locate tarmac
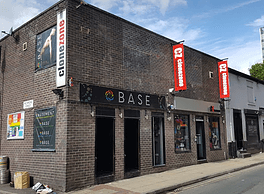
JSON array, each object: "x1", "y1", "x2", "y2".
[{"x1": 1, "y1": 153, "x2": 264, "y2": 194}]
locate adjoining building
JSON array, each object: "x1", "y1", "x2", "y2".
[
  {"x1": 226, "y1": 68, "x2": 264, "y2": 158},
  {"x1": 0, "y1": 0, "x2": 228, "y2": 191}
]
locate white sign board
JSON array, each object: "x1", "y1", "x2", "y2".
[
  {"x1": 23, "y1": 100, "x2": 34, "y2": 109},
  {"x1": 56, "y1": 9, "x2": 67, "y2": 87}
]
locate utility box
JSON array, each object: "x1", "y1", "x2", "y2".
[{"x1": 14, "y1": 172, "x2": 30, "y2": 189}]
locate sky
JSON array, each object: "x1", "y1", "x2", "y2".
[{"x1": 1, "y1": 0, "x2": 264, "y2": 74}]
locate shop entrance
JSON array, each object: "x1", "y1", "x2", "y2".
[
  {"x1": 196, "y1": 117, "x2": 206, "y2": 161},
  {"x1": 246, "y1": 116, "x2": 260, "y2": 153},
  {"x1": 233, "y1": 110, "x2": 243, "y2": 150},
  {"x1": 95, "y1": 107, "x2": 115, "y2": 183},
  {"x1": 152, "y1": 113, "x2": 165, "y2": 166},
  {"x1": 124, "y1": 110, "x2": 140, "y2": 178}
]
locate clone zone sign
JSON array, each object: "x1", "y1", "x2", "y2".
[
  {"x1": 56, "y1": 9, "x2": 67, "y2": 88},
  {"x1": 218, "y1": 60, "x2": 230, "y2": 98},
  {"x1": 173, "y1": 44, "x2": 187, "y2": 91}
]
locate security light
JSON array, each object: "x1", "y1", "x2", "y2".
[{"x1": 52, "y1": 89, "x2": 64, "y2": 99}]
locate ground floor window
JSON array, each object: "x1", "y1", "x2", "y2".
[
  {"x1": 152, "y1": 113, "x2": 165, "y2": 166},
  {"x1": 209, "y1": 117, "x2": 221, "y2": 149},
  {"x1": 174, "y1": 115, "x2": 191, "y2": 152}
]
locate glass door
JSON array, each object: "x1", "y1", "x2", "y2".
[{"x1": 152, "y1": 114, "x2": 165, "y2": 166}]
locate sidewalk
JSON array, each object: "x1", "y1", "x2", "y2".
[{"x1": 1, "y1": 153, "x2": 264, "y2": 194}]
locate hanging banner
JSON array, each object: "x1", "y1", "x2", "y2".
[
  {"x1": 218, "y1": 60, "x2": 230, "y2": 98},
  {"x1": 7, "y1": 111, "x2": 25, "y2": 140},
  {"x1": 173, "y1": 44, "x2": 187, "y2": 91},
  {"x1": 56, "y1": 9, "x2": 67, "y2": 88},
  {"x1": 33, "y1": 107, "x2": 56, "y2": 151}
]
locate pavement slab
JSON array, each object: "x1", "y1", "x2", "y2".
[{"x1": 1, "y1": 153, "x2": 264, "y2": 194}]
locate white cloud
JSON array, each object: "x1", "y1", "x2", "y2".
[
  {"x1": 210, "y1": 40, "x2": 262, "y2": 75},
  {"x1": 0, "y1": 0, "x2": 40, "y2": 35},
  {"x1": 144, "y1": 17, "x2": 202, "y2": 44},
  {"x1": 89, "y1": 0, "x2": 121, "y2": 11},
  {"x1": 88, "y1": 0, "x2": 187, "y2": 15},
  {"x1": 247, "y1": 15, "x2": 264, "y2": 27},
  {"x1": 195, "y1": 0, "x2": 261, "y2": 19},
  {"x1": 119, "y1": 0, "x2": 153, "y2": 15},
  {"x1": 223, "y1": 0, "x2": 260, "y2": 12},
  {"x1": 140, "y1": 0, "x2": 187, "y2": 15}
]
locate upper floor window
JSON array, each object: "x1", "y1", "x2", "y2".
[
  {"x1": 246, "y1": 80, "x2": 254, "y2": 104},
  {"x1": 35, "y1": 26, "x2": 57, "y2": 71}
]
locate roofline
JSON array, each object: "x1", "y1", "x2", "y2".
[
  {"x1": 78, "y1": 1, "x2": 222, "y2": 61},
  {"x1": 1, "y1": 0, "x2": 222, "y2": 61},
  {"x1": 228, "y1": 67, "x2": 264, "y2": 85}
]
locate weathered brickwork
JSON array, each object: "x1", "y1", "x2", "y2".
[
  {"x1": 0, "y1": 0, "x2": 228, "y2": 192},
  {"x1": 0, "y1": 1, "x2": 68, "y2": 192}
]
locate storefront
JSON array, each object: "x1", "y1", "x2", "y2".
[{"x1": 0, "y1": 0, "x2": 228, "y2": 191}]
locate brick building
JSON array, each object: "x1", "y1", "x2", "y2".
[{"x1": 0, "y1": 0, "x2": 228, "y2": 192}]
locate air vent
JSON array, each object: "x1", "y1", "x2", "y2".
[{"x1": 23, "y1": 42, "x2": 27, "y2": 51}]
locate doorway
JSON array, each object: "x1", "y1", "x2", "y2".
[
  {"x1": 246, "y1": 115, "x2": 260, "y2": 153},
  {"x1": 95, "y1": 107, "x2": 115, "y2": 183},
  {"x1": 152, "y1": 113, "x2": 165, "y2": 166},
  {"x1": 196, "y1": 116, "x2": 206, "y2": 161},
  {"x1": 124, "y1": 110, "x2": 140, "y2": 178},
  {"x1": 233, "y1": 110, "x2": 243, "y2": 150}
]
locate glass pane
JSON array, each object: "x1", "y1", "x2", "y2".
[
  {"x1": 209, "y1": 117, "x2": 221, "y2": 149},
  {"x1": 175, "y1": 115, "x2": 190, "y2": 151},
  {"x1": 152, "y1": 116, "x2": 165, "y2": 166}
]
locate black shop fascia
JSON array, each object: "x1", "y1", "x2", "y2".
[{"x1": 80, "y1": 84, "x2": 166, "y2": 110}]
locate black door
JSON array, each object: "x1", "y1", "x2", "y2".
[
  {"x1": 233, "y1": 111, "x2": 243, "y2": 150},
  {"x1": 95, "y1": 117, "x2": 114, "y2": 179},
  {"x1": 124, "y1": 118, "x2": 139, "y2": 175},
  {"x1": 246, "y1": 116, "x2": 260, "y2": 153},
  {"x1": 196, "y1": 119, "x2": 206, "y2": 160}
]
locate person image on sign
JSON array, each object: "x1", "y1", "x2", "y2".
[{"x1": 40, "y1": 28, "x2": 56, "y2": 61}]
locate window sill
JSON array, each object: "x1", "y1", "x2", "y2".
[
  {"x1": 153, "y1": 164, "x2": 166, "y2": 168},
  {"x1": 210, "y1": 148, "x2": 222, "y2": 151},
  {"x1": 175, "y1": 150, "x2": 192, "y2": 154}
]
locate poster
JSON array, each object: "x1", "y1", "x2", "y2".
[
  {"x1": 7, "y1": 111, "x2": 25, "y2": 140},
  {"x1": 33, "y1": 107, "x2": 56, "y2": 151},
  {"x1": 36, "y1": 26, "x2": 57, "y2": 70}
]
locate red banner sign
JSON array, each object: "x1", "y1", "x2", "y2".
[
  {"x1": 218, "y1": 60, "x2": 230, "y2": 98},
  {"x1": 173, "y1": 44, "x2": 187, "y2": 91}
]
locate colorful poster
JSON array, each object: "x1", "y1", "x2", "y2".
[
  {"x1": 33, "y1": 107, "x2": 56, "y2": 151},
  {"x1": 36, "y1": 26, "x2": 57, "y2": 70},
  {"x1": 173, "y1": 44, "x2": 187, "y2": 91},
  {"x1": 7, "y1": 111, "x2": 25, "y2": 140},
  {"x1": 218, "y1": 60, "x2": 230, "y2": 98}
]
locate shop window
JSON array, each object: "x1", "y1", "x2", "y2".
[
  {"x1": 209, "y1": 117, "x2": 221, "y2": 150},
  {"x1": 174, "y1": 115, "x2": 191, "y2": 152}
]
